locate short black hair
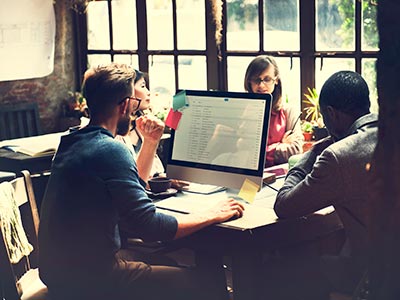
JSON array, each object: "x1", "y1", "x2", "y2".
[{"x1": 319, "y1": 70, "x2": 370, "y2": 115}]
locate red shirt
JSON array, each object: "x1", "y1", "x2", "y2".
[{"x1": 265, "y1": 109, "x2": 287, "y2": 167}]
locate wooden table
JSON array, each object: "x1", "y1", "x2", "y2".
[
  {"x1": 0, "y1": 131, "x2": 170, "y2": 174},
  {"x1": 0, "y1": 132, "x2": 64, "y2": 174},
  {"x1": 155, "y1": 179, "x2": 344, "y2": 300},
  {"x1": 0, "y1": 148, "x2": 54, "y2": 174}
]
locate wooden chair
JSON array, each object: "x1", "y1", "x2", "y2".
[
  {"x1": 0, "y1": 103, "x2": 42, "y2": 141},
  {"x1": 0, "y1": 170, "x2": 49, "y2": 300}
]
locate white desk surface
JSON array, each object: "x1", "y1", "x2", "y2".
[
  {"x1": 156, "y1": 177, "x2": 335, "y2": 231},
  {"x1": 156, "y1": 179, "x2": 282, "y2": 231}
]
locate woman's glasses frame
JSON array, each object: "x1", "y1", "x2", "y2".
[{"x1": 251, "y1": 76, "x2": 277, "y2": 86}]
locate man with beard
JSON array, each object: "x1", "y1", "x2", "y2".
[{"x1": 38, "y1": 63, "x2": 244, "y2": 300}]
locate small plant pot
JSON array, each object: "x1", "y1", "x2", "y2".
[{"x1": 303, "y1": 132, "x2": 313, "y2": 141}]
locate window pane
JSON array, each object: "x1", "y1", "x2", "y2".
[
  {"x1": 147, "y1": 0, "x2": 173, "y2": 50},
  {"x1": 362, "y1": 1, "x2": 378, "y2": 51},
  {"x1": 264, "y1": 0, "x2": 300, "y2": 51},
  {"x1": 88, "y1": 55, "x2": 112, "y2": 68},
  {"x1": 113, "y1": 54, "x2": 138, "y2": 67},
  {"x1": 316, "y1": 0, "x2": 355, "y2": 51},
  {"x1": 226, "y1": 0, "x2": 259, "y2": 51},
  {"x1": 274, "y1": 57, "x2": 300, "y2": 111},
  {"x1": 315, "y1": 58, "x2": 355, "y2": 93},
  {"x1": 87, "y1": 1, "x2": 110, "y2": 50},
  {"x1": 362, "y1": 59, "x2": 378, "y2": 113},
  {"x1": 176, "y1": 0, "x2": 205, "y2": 50},
  {"x1": 112, "y1": 0, "x2": 137, "y2": 50},
  {"x1": 227, "y1": 56, "x2": 254, "y2": 92},
  {"x1": 178, "y1": 56, "x2": 207, "y2": 90},
  {"x1": 151, "y1": 92, "x2": 172, "y2": 117},
  {"x1": 148, "y1": 55, "x2": 175, "y2": 110}
]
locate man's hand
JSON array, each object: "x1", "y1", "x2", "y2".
[
  {"x1": 151, "y1": 175, "x2": 190, "y2": 190},
  {"x1": 171, "y1": 179, "x2": 190, "y2": 189},
  {"x1": 173, "y1": 198, "x2": 245, "y2": 239},
  {"x1": 206, "y1": 198, "x2": 245, "y2": 223},
  {"x1": 135, "y1": 115, "x2": 165, "y2": 144}
]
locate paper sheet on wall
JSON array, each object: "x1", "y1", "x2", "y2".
[{"x1": 0, "y1": 0, "x2": 55, "y2": 81}]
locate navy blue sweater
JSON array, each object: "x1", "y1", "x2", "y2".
[{"x1": 38, "y1": 126, "x2": 177, "y2": 281}]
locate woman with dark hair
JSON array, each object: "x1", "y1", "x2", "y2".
[
  {"x1": 244, "y1": 55, "x2": 304, "y2": 166},
  {"x1": 116, "y1": 69, "x2": 188, "y2": 190},
  {"x1": 116, "y1": 69, "x2": 165, "y2": 182}
]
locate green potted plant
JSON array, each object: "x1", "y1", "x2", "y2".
[
  {"x1": 301, "y1": 120, "x2": 314, "y2": 141},
  {"x1": 302, "y1": 87, "x2": 328, "y2": 140}
]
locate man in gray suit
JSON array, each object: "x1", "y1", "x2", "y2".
[{"x1": 266, "y1": 71, "x2": 377, "y2": 300}]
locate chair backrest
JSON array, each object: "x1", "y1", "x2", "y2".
[
  {"x1": 0, "y1": 103, "x2": 42, "y2": 141},
  {"x1": 0, "y1": 170, "x2": 44, "y2": 300}
]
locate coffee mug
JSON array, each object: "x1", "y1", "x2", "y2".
[{"x1": 148, "y1": 177, "x2": 172, "y2": 193}]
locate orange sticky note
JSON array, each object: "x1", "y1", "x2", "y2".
[
  {"x1": 238, "y1": 178, "x2": 259, "y2": 204},
  {"x1": 165, "y1": 108, "x2": 182, "y2": 130}
]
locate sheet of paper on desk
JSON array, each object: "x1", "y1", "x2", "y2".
[
  {"x1": 254, "y1": 187, "x2": 279, "y2": 209},
  {"x1": 266, "y1": 179, "x2": 285, "y2": 192},
  {"x1": 0, "y1": 132, "x2": 70, "y2": 158},
  {"x1": 0, "y1": 132, "x2": 63, "y2": 157},
  {"x1": 156, "y1": 193, "x2": 227, "y2": 214},
  {"x1": 156, "y1": 194, "x2": 279, "y2": 230},
  {"x1": 11, "y1": 146, "x2": 56, "y2": 157},
  {"x1": 221, "y1": 204, "x2": 278, "y2": 230}
]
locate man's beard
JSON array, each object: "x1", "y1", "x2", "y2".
[{"x1": 116, "y1": 113, "x2": 132, "y2": 136}]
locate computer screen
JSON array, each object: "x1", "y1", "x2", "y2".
[{"x1": 166, "y1": 90, "x2": 272, "y2": 190}]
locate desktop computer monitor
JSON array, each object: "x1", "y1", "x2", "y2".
[{"x1": 166, "y1": 90, "x2": 272, "y2": 190}]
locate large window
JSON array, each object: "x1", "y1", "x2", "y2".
[{"x1": 76, "y1": 0, "x2": 379, "y2": 114}]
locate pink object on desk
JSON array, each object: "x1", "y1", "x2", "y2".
[
  {"x1": 264, "y1": 163, "x2": 288, "y2": 178},
  {"x1": 165, "y1": 108, "x2": 182, "y2": 130}
]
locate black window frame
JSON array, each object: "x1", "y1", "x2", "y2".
[{"x1": 74, "y1": 0, "x2": 379, "y2": 113}]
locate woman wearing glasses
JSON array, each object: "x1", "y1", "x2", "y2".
[{"x1": 244, "y1": 55, "x2": 304, "y2": 167}]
